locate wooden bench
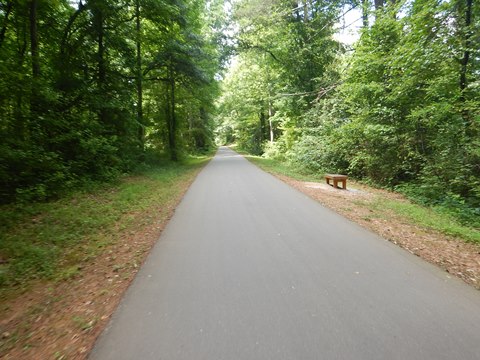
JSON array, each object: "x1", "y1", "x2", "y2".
[{"x1": 325, "y1": 174, "x2": 348, "y2": 190}]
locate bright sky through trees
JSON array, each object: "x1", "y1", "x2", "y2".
[
  {"x1": 215, "y1": 0, "x2": 479, "y2": 227},
  {"x1": 333, "y1": 5, "x2": 362, "y2": 45}
]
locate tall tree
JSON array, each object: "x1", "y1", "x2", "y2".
[
  {"x1": 0, "y1": 1, "x2": 13, "y2": 47},
  {"x1": 135, "y1": 0, "x2": 144, "y2": 148},
  {"x1": 459, "y1": 0, "x2": 473, "y2": 93},
  {"x1": 221, "y1": 0, "x2": 341, "y2": 153},
  {"x1": 29, "y1": 0, "x2": 39, "y2": 78},
  {"x1": 0, "y1": 0, "x2": 223, "y2": 202}
]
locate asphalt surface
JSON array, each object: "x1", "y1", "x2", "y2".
[{"x1": 90, "y1": 147, "x2": 480, "y2": 360}]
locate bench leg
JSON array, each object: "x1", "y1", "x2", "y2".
[{"x1": 326, "y1": 177, "x2": 347, "y2": 189}]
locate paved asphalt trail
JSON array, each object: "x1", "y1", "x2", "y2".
[{"x1": 90, "y1": 147, "x2": 480, "y2": 360}]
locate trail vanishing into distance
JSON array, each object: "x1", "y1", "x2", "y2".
[
  {"x1": 1, "y1": 1, "x2": 478, "y2": 358},
  {"x1": 90, "y1": 148, "x2": 480, "y2": 360}
]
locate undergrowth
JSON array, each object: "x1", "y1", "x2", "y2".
[
  {"x1": 246, "y1": 154, "x2": 480, "y2": 244},
  {"x1": 0, "y1": 156, "x2": 210, "y2": 294}
]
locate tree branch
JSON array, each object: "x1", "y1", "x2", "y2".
[
  {"x1": 237, "y1": 40, "x2": 280, "y2": 62},
  {"x1": 60, "y1": 1, "x2": 87, "y2": 55}
]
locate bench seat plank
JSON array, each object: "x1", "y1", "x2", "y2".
[{"x1": 325, "y1": 174, "x2": 348, "y2": 189}]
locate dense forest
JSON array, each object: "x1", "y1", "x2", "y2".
[
  {"x1": 216, "y1": 0, "x2": 479, "y2": 225},
  {"x1": 1, "y1": 0, "x2": 479, "y2": 225},
  {"x1": 0, "y1": 0, "x2": 228, "y2": 203}
]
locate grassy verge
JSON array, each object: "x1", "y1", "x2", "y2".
[
  {"x1": 246, "y1": 155, "x2": 480, "y2": 244},
  {"x1": 0, "y1": 156, "x2": 210, "y2": 297},
  {"x1": 370, "y1": 198, "x2": 480, "y2": 243},
  {"x1": 246, "y1": 155, "x2": 321, "y2": 182}
]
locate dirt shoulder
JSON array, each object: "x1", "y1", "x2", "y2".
[
  {"x1": 2, "y1": 155, "x2": 478, "y2": 359},
  {"x1": 273, "y1": 173, "x2": 480, "y2": 290},
  {"x1": 0, "y1": 165, "x2": 205, "y2": 360}
]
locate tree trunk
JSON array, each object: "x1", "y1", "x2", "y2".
[
  {"x1": 374, "y1": 0, "x2": 384, "y2": 22},
  {"x1": 268, "y1": 100, "x2": 274, "y2": 142},
  {"x1": 29, "y1": 0, "x2": 40, "y2": 78},
  {"x1": 60, "y1": 2, "x2": 86, "y2": 56},
  {"x1": 374, "y1": 0, "x2": 384, "y2": 10},
  {"x1": 59, "y1": 2, "x2": 87, "y2": 94},
  {"x1": 198, "y1": 107, "x2": 208, "y2": 149},
  {"x1": 29, "y1": 0, "x2": 40, "y2": 118},
  {"x1": 303, "y1": 0, "x2": 308, "y2": 22},
  {"x1": 0, "y1": 1, "x2": 13, "y2": 48},
  {"x1": 96, "y1": 14, "x2": 105, "y2": 85},
  {"x1": 168, "y1": 66, "x2": 177, "y2": 161},
  {"x1": 460, "y1": 0, "x2": 472, "y2": 93},
  {"x1": 459, "y1": 0, "x2": 474, "y2": 137},
  {"x1": 389, "y1": 0, "x2": 398, "y2": 19},
  {"x1": 12, "y1": 11, "x2": 27, "y2": 139},
  {"x1": 93, "y1": 4, "x2": 107, "y2": 123},
  {"x1": 293, "y1": 1, "x2": 301, "y2": 20},
  {"x1": 259, "y1": 111, "x2": 266, "y2": 142},
  {"x1": 361, "y1": 0, "x2": 369, "y2": 27},
  {"x1": 135, "y1": 0, "x2": 144, "y2": 148}
]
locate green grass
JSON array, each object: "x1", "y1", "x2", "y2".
[
  {"x1": 247, "y1": 154, "x2": 480, "y2": 244},
  {"x1": 0, "y1": 156, "x2": 210, "y2": 294},
  {"x1": 245, "y1": 155, "x2": 322, "y2": 182},
  {"x1": 370, "y1": 199, "x2": 480, "y2": 243}
]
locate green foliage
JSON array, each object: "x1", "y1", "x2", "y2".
[
  {"x1": 216, "y1": 0, "x2": 479, "y2": 228},
  {"x1": 335, "y1": 0, "x2": 478, "y2": 217},
  {"x1": 215, "y1": 0, "x2": 342, "y2": 155},
  {"x1": 0, "y1": 156, "x2": 210, "y2": 290},
  {"x1": 249, "y1": 155, "x2": 480, "y2": 244},
  {"x1": 370, "y1": 197, "x2": 480, "y2": 243},
  {"x1": 0, "y1": 0, "x2": 224, "y2": 203}
]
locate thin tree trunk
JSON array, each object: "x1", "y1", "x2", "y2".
[
  {"x1": 374, "y1": 0, "x2": 384, "y2": 10},
  {"x1": 196, "y1": 107, "x2": 208, "y2": 149},
  {"x1": 168, "y1": 66, "x2": 177, "y2": 161},
  {"x1": 30, "y1": 0, "x2": 40, "y2": 78},
  {"x1": 460, "y1": 0, "x2": 472, "y2": 93},
  {"x1": 135, "y1": 0, "x2": 144, "y2": 148},
  {"x1": 303, "y1": 0, "x2": 308, "y2": 22},
  {"x1": 59, "y1": 2, "x2": 87, "y2": 95},
  {"x1": 259, "y1": 111, "x2": 266, "y2": 142},
  {"x1": 0, "y1": 1, "x2": 13, "y2": 48},
  {"x1": 96, "y1": 14, "x2": 105, "y2": 85},
  {"x1": 293, "y1": 1, "x2": 301, "y2": 20},
  {"x1": 14, "y1": 21, "x2": 27, "y2": 138},
  {"x1": 361, "y1": 0, "x2": 369, "y2": 27},
  {"x1": 374, "y1": 0, "x2": 384, "y2": 22},
  {"x1": 268, "y1": 102, "x2": 274, "y2": 143},
  {"x1": 264, "y1": 54, "x2": 274, "y2": 143},
  {"x1": 29, "y1": 0, "x2": 40, "y2": 119},
  {"x1": 14, "y1": 94, "x2": 24, "y2": 136},
  {"x1": 459, "y1": 0, "x2": 474, "y2": 136},
  {"x1": 93, "y1": 4, "x2": 106, "y2": 123},
  {"x1": 389, "y1": 0, "x2": 398, "y2": 19},
  {"x1": 60, "y1": 1, "x2": 86, "y2": 56}
]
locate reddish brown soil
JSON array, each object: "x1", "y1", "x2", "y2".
[
  {"x1": 0, "y1": 177, "x2": 196, "y2": 360},
  {"x1": 278, "y1": 175, "x2": 480, "y2": 289},
  {"x1": 1, "y1": 166, "x2": 479, "y2": 359}
]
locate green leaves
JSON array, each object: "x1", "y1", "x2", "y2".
[
  {"x1": 0, "y1": 0, "x2": 222, "y2": 202},
  {"x1": 292, "y1": 0, "x2": 479, "y2": 223},
  {"x1": 216, "y1": 0, "x2": 343, "y2": 153},
  {"x1": 217, "y1": 0, "x2": 479, "y2": 225}
]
